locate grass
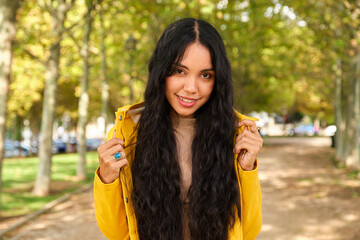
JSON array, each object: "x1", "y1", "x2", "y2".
[
  {"x1": 1, "y1": 151, "x2": 99, "y2": 218},
  {"x1": 348, "y1": 169, "x2": 360, "y2": 179},
  {"x1": 330, "y1": 154, "x2": 360, "y2": 178}
]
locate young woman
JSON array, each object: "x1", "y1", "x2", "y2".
[{"x1": 95, "y1": 18, "x2": 262, "y2": 240}]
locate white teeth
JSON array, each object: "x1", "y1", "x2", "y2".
[{"x1": 179, "y1": 96, "x2": 195, "y2": 103}]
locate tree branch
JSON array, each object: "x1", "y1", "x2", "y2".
[
  {"x1": 64, "y1": 0, "x2": 76, "y2": 12},
  {"x1": 64, "y1": 0, "x2": 98, "y2": 56},
  {"x1": 343, "y1": 0, "x2": 352, "y2": 10},
  {"x1": 60, "y1": 8, "x2": 98, "y2": 40},
  {"x1": 68, "y1": 32, "x2": 82, "y2": 53},
  {"x1": 38, "y1": 0, "x2": 55, "y2": 15},
  {"x1": 22, "y1": 48, "x2": 47, "y2": 66},
  {"x1": 61, "y1": 18, "x2": 82, "y2": 36}
]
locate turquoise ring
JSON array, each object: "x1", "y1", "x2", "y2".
[{"x1": 113, "y1": 152, "x2": 122, "y2": 160}]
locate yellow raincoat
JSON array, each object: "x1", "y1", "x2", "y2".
[{"x1": 94, "y1": 102, "x2": 262, "y2": 240}]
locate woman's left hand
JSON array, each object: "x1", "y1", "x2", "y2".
[{"x1": 233, "y1": 119, "x2": 263, "y2": 171}]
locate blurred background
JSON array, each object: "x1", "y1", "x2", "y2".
[{"x1": 0, "y1": 0, "x2": 359, "y2": 239}]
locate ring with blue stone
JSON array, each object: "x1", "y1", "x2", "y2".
[{"x1": 113, "y1": 152, "x2": 122, "y2": 160}]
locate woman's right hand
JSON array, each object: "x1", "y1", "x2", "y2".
[{"x1": 97, "y1": 133, "x2": 128, "y2": 184}]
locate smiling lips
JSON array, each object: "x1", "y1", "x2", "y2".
[{"x1": 177, "y1": 95, "x2": 198, "y2": 107}]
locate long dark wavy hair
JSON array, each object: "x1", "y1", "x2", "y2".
[{"x1": 131, "y1": 18, "x2": 240, "y2": 240}]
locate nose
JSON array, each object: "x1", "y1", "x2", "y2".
[{"x1": 183, "y1": 75, "x2": 198, "y2": 93}]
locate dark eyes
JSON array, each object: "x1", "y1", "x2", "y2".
[
  {"x1": 169, "y1": 68, "x2": 184, "y2": 76},
  {"x1": 202, "y1": 73, "x2": 212, "y2": 79},
  {"x1": 171, "y1": 67, "x2": 214, "y2": 79},
  {"x1": 176, "y1": 68, "x2": 184, "y2": 74}
]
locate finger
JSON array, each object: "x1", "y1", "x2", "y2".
[
  {"x1": 102, "y1": 144, "x2": 125, "y2": 158},
  {"x1": 233, "y1": 141, "x2": 257, "y2": 155},
  {"x1": 237, "y1": 119, "x2": 257, "y2": 128},
  {"x1": 233, "y1": 135, "x2": 262, "y2": 154},
  {"x1": 234, "y1": 141, "x2": 261, "y2": 159},
  {"x1": 113, "y1": 158, "x2": 129, "y2": 169},
  {"x1": 112, "y1": 129, "x2": 116, "y2": 138},
  {"x1": 101, "y1": 153, "x2": 127, "y2": 168},
  {"x1": 240, "y1": 133, "x2": 263, "y2": 148},
  {"x1": 99, "y1": 157, "x2": 129, "y2": 183},
  {"x1": 238, "y1": 154, "x2": 257, "y2": 170},
  {"x1": 240, "y1": 125, "x2": 261, "y2": 137},
  {"x1": 237, "y1": 120, "x2": 260, "y2": 136},
  {"x1": 250, "y1": 127, "x2": 261, "y2": 136},
  {"x1": 239, "y1": 149, "x2": 247, "y2": 159},
  {"x1": 98, "y1": 137, "x2": 124, "y2": 152},
  {"x1": 101, "y1": 155, "x2": 115, "y2": 166},
  {"x1": 235, "y1": 128, "x2": 262, "y2": 144},
  {"x1": 113, "y1": 151, "x2": 127, "y2": 161}
]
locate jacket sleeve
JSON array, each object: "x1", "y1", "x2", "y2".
[
  {"x1": 239, "y1": 160, "x2": 262, "y2": 240},
  {"x1": 93, "y1": 125, "x2": 130, "y2": 240}
]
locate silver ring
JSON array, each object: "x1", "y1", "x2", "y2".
[
  {"x1": 113, "y1": 152, "x2": 122, "y2": 160},
  {"x1": 251, "y1": 127, "x2": 260, "y2": 133}
]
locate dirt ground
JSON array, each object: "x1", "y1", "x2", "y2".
[
  {"x1": 257, "y1": 137, "x2": 360, "y2": 240},
  {"x1": 2, "y1": 137, "x2": 360, "y2": 240}
]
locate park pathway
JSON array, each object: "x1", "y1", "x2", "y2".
[
  {"x1": 257, "y1": 137, "x2": 360, "y2": 240},
  {"x1": 4, "y1": 137, "x2": 360, "y2": 240}
]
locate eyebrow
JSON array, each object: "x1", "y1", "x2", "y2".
[{"x1": 173, "y1": 63, "x2": 214, "y2": 72}]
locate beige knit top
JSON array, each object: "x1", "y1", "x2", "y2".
[{"x1": 172, "y1": 115, "x2": 196, "y2": 240}]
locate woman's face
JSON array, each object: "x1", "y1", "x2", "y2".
[{"x1": 165, "y1": 42, "x2": 215, "y2": 118}]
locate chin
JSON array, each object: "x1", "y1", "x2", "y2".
[{"x1": 175, "y1": 109, "x2": 196, "y2": 118}]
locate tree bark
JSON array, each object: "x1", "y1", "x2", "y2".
[
  {"x1": 15, "y1": 115, "x2": 23, "y2": 157},
  {"x1": 99, "y1": 7, "x2": 109, "y2": 141},
  {"x1": 334, "y1": 59, "x2": 343, "y2": 161},
  {"x1": 129, "y1": 54, "x2": 134, "y2": 104},
  {"x1": 354, "y1": 54, "x2": 360, "y2": 167},
  {"x1": 77, "y1": 0, "x2": 94, "y2": 180},
  {"x1": 343, "y1": 88, "x2": 351, "y2": 161},
  {"x1": 32, "y1": 0, "x2": 70, "y2": 196},
  {"x1": 345, "y1": 54, "x2": 360, "y2": 169},
  {"x1": 0, "y1": 0, "x2": 22, "y2": 215}
]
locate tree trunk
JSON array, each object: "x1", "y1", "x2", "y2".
[
  {"x1": 0, "y1": 0, "x2": 22, "y2": 215},
  {"x1": 354, "y1": 55, "x2": 360, "y2": 167},
  {"x1": 343, "y1": 89, "x2": 351, "y2": 161},
  {"x1": 32, "y1": 0, "x2": 69, "y2": 196},
  {"x1": 334, "y1": 59, "x2": 343, "y2": 161},
  {"x1": 15, "y1": 115, "x2": 23, "y2": 157},
  {"x1": 345, "y1": 54, "x2": 360, "y2": 169},
  {"x1": 77, "y1": 1, "x2": 94, "y2": 181},
  {"x1": 99, "y1": 8, "x2": 109, "y2": 141},
  {"x1": 129, "y1": 54, "x2": 134, "y2": 104},
  {"x1": 29, "y1": 101, "x2": 42, "y2": 156}
]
